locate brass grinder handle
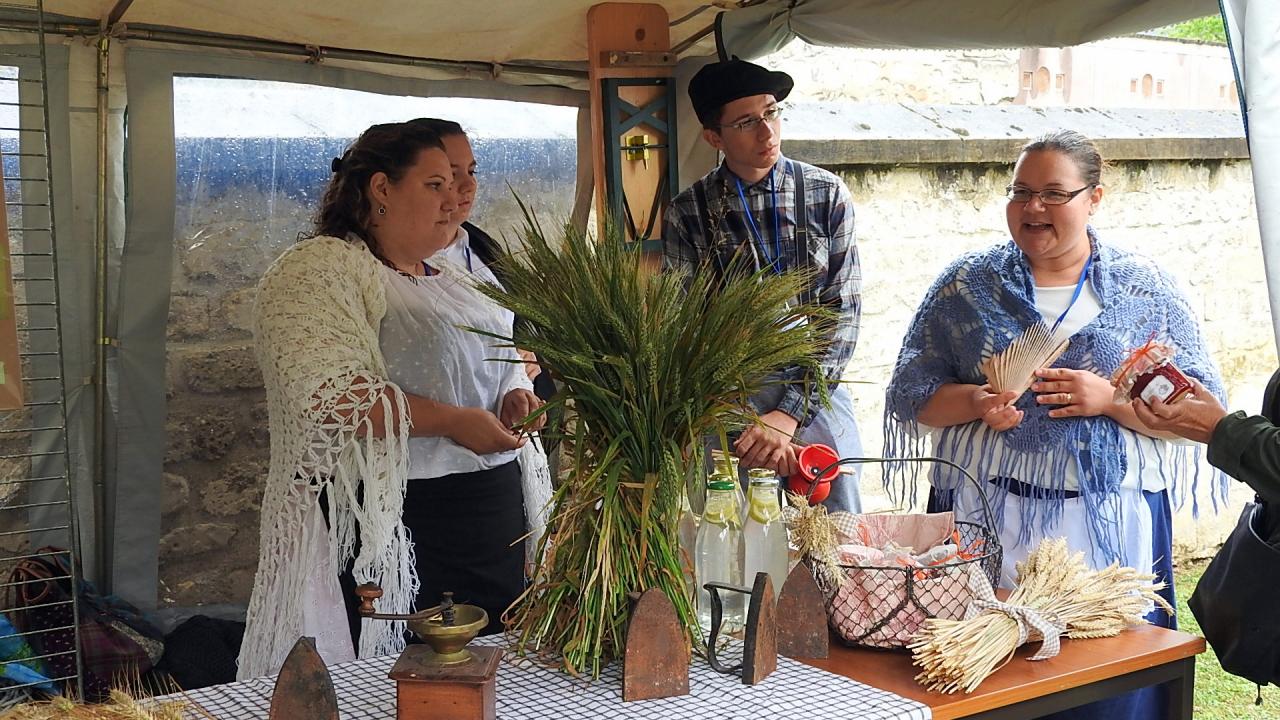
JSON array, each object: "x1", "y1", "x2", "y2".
[{"x1": 354, "y1": 583, "x2": 456, "y2": 624}]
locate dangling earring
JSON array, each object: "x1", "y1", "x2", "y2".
[{"x1": 377, "y1": 205, "x2": 387, "y2": 216}]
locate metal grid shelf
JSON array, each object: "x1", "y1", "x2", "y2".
[{"x1": 0, "y1": 0, "x2": 83, "y2": 704}]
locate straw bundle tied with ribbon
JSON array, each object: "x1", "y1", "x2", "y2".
[{"x1": 909, "y1": 537, "x2": 1173, "y2": 694}]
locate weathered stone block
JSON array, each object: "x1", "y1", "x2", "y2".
[
  {"x1": 215, "y1": 288, "x2": 256, "y2": 334},
  {"x1": 165, "y1": 403, "x2": 239, "y2": 463},
  {"x1": 162, "y1": 472, "x2": 190, "y2": 516},
  {"x1": 182, "y1": 345, "x2": 264, "y2": 394},
  {"x1": 159, "y1": 522, "x2": 237, "y2": 557},
  {"x1": 248, "y1": 401, "x2": 270, "y2": 448},
  {"x1": 167, "y1": 295, "x2": 210, "y2": 340},
  {"x1": 161, "y1": 566, "x2": 256, "y2": 606},
  {"x1": 201, "y1": 457, "x2": 267, "y2": 516}
]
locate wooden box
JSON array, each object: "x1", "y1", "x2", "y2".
[{"x1": 390, "y1": 645, "x2": 500, "y2": 720}]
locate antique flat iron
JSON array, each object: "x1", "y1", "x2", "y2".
[{"x1": 355, "y1": 583, "x2": 499, "y2": 720}]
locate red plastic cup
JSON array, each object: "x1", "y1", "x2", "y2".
[{"x1": 787, "y1": 443, "x2": 839, "y2": 505}]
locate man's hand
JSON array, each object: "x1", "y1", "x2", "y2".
[
  {"x1": 735, "y1": 410, "x2": 800, "y2": 477},
  {"x1": 500, "y1": 388, "x2": 546, "y2": 431},
  {"x1": 1130, "y1": 378, "x2": 1226, "y2": 444}
]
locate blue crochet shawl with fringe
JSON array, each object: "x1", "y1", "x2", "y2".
[{"x1": 883, "y1": 230, "x2": 1226, "y2": 565}]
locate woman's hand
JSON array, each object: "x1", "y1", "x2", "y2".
[
  {"x1": 500, "y1": 388, "x2": 546, "y2": 432},
  {"x1": 1032, "y1": 367, "x2": 1114, "y2": 418},
  {"x1": 971, "y1": 385, "x2": 1023, "y2": 431},
  {"x1": 517, "y1": 349, "x2": 542, "y2": 382},
  {"x1": 449, "y1": 406, "x2": 526, "y2": 454}
]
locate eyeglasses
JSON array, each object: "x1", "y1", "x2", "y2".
[
  {"x1": 1005, "y1": 185, "x2": 1094, "y2": 205},
  {"x1": 717, "y1": 105, "x2": 784, "y2": 133}
]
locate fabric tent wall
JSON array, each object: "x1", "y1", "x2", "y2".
[
  {"x1": 112, "y1": 45, "x2": 586, "y2": 608},
  {"x1": 1223, "y1": 0, "x2": 1280, "y2": 352}
]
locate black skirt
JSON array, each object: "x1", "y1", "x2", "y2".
[{"x1": 325, "y1": 459, "x2": 527, "y2": 644}]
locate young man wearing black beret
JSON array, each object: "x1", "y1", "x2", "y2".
[{"x1": 663, "y1": 58, "x2": 863, "y2": 513}]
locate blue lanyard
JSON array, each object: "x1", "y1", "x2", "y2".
[
  {"x1": 734, "y1": 166, "x2": 782, "y2": 274},
  {"x1": 1048, "y1": 253, "x2": 1094, "y2": 334},
  {"x1": 464, "y1": 244, "x2": 473, "y2": 273}
]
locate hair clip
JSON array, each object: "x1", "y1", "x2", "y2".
[{"x1": 330, "y1": 156, "x2": 343, "y2": 173}]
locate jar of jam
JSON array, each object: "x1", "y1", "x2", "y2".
[
  {"x1": 1129, "y1": 360, "x2": 1193, "y2": 404},
  {"x1": 1111, "y1": 339, "x2": 1194, "y2": 405}
]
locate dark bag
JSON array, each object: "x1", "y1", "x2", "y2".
[
  {"x1": 1189, "y1": 500, "x2": 1280, "y2": 688},
  {"x1": 154, "y1": 615, "x2": 245, "y2": 690},
  {"x1": 6, "y1": 547, "x2": 164, "y2": 700}
]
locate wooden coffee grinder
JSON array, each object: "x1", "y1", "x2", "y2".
[{"x1": 355, "y1": 584, "x2": 499, "y2": 720}]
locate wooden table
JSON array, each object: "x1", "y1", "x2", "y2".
[{"x1": 801, "y1": 624, "x2": 1205, "y2": 719}]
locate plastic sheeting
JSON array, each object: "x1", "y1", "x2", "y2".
[{"x1": 1223, "y1": 0, "x2": 1280, "y2": 351}]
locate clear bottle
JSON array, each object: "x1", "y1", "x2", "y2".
[
  {"x1": 743, "y1": 469, "x2": 790, "y2": 593},
  {"x1": 677, "y1": 485, "x2": 700, "y2": 600},
  {"x1": 695, "y1": 477, "x2": 745, "y2": 634},
  {"x1": 708, "y1": 448, "x2": 747, "y2": 523}
]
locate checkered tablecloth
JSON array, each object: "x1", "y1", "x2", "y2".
[{"x1": 153, "y1": 636, "x2": 930, "y2": 720}]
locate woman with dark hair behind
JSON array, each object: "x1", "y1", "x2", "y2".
[
  {"x1": 409, "y1": 117, "x2": 555, "y2": 401},
  {"x1": 884, "y1": 130, "x2": 1224, "y2": 720},
  {"x1": 238, "y1": 121, "x2": 551, "y2": 680}
]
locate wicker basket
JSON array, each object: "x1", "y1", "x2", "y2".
[{"x1": 805, "y1": 456, "x2": 1002, "y2": 650}]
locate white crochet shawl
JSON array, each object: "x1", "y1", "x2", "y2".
[{"x1": 238, "y1": 235, "x2": 551, "y2": 679}]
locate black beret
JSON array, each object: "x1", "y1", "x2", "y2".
[{"x1": 688, "y1": 58, "x2": 794, "y2": 128}]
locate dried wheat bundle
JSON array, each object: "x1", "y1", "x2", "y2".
[
  {"x1": 980, "y1": 323, "x2": 1070, "y2": 397},
  {"x1": 0, "y1": 689, "x2": 203, "y2": 720},
  {"x1": 909, "y1": 537, "x2": 1172, "y2": 694},
  {"x1": 782, "y1": 491, "x2": 842, "y2": 588}
]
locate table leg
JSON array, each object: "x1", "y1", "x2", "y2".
[{"x1": 1164, "y1": 656, "x2": 1196, "y2": 720}]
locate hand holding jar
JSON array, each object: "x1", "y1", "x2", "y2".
[{"x1": 1110, "y1": 339, "x2": 1194, "y2": 406}]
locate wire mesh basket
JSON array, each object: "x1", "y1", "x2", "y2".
[{"x1": 805, "y1": 456, "x2": 1002, "y2": 650}]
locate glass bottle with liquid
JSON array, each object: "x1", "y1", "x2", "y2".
[
  {"x1": 695, "y1": 477, "x2": 745, "y2": 633},
  {"x1": 743, "y1": 469, "x2": 790, "y2": 592},
  {"x1": 677, "y1": 484, "x2": 700, "y2": 600},
  {"x1": 708, "y1": 448, "x2": 746, "y2": 522}
]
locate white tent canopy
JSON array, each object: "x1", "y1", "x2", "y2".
[
  {"x1": 40, "y1": 0, "x2": 1216, "y2": 63},
  {"x1": 2, "y1": 0, "x2": 1271, "y2": 610}
]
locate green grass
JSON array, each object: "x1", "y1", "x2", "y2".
[{"x1": 1173, "y1": 558, "x2": 1273, "y2": 718}]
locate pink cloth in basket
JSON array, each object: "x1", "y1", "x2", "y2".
[{"x1": 825, "y1": 512, "x2": 973, "y2": 648}]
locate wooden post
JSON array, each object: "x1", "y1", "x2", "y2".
[
  {"x1": 586, "y1": 2, "x2": 675, "y2": 256},
  {"x1": 0, "y1": 158, "x2": 21, "y2": 411}
]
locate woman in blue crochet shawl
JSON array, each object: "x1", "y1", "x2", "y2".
[{"x1": 884, "y1": 130, "x2": 1224, "y2": 720}]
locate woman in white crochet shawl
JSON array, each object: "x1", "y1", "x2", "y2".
[{"x1": 238, "y1": 122, "x2": 551, "y2": 679}]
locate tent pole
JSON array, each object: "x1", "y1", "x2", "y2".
[{"x1": 93, "y1": 30, "x2": 109, "y2": 591}]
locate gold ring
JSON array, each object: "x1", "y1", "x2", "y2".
[{"x1": 1064, "y1": 392, "x2": 1073, "y2": 404}]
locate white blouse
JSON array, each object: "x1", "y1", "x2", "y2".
[{"x1": 377, "y1": 241, "x2": 531, "y2": 480}]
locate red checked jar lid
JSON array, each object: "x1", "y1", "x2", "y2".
[{"x1": 1111, "y1": 339, "x2": 1194, "y2": 405}]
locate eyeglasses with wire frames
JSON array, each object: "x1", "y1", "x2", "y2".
[
  {"x1": 715, "y1": 104, "x2": 784, "y2": 133},
  {"x1": 1005, "y1": 184, "x2": 1095, "y2": 205}
]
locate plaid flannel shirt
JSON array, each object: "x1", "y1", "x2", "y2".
[{"x1": 662, "y1": 157, "x2": 861, "y2": 428}]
